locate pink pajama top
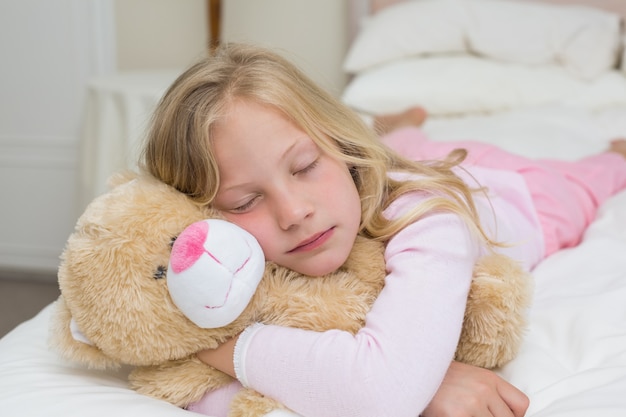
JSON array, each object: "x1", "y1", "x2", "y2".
[{"x1": 190, "y1": 164, "x2": 544, "y2": 417}]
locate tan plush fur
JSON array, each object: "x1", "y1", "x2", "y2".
[{"x1": 50, "y1": 172, "x2": 532, "y2": 417}]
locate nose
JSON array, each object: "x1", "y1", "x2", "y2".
[{"x1": 275, "y1": 186, "x2": 314, "y2": 230}]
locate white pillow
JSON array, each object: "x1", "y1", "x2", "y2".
[
  {"x1": 344, "y1": 0, "x2": 621, "y2": 80},
  {"x1": 465, "y1": 0, "x2": 621, "y2": 80},
  {"x1": 342, "y1": 55, "x2": 626, "y2": 116},
  {"x1": 344, "y1": 0, "x2": 466, "y2": 73}
]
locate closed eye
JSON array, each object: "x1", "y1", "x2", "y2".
[
  {"x1": 232, "y1": 195, "x2": 260, "y2": 213},
  {"x1": 295, "y1": 159, "x2": 319, "y2": 175}
]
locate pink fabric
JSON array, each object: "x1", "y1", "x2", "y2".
[
  {"x1": 187, "y1": 380, "x2": 243, "y2": 417},
  {"x1": 170, "y1": 220, "x2": 209, "y2": 273},
  {"x1": 383, "y1": 127, "x2": 626, "y2": 256},
  {"x1": 520, "y1": 153, "x2": 626, "y2": 255},
  {"x1": 239, "y1": 210, "x2": 478, "y2": 417}
]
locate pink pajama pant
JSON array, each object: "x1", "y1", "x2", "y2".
[{"x1": 382, "y1": 127, "x2": 626, "y2": 257}]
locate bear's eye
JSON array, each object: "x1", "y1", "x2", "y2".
[
  {"x1": 154, "y1": 265, "x2": 167, "y2": 280},
  {"x1": 169, "y1": 236, "x2": 177, "y2": 249}
]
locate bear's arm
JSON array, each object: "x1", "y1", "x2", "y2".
[{"x1": 129, "y1": 356, "x2": 235, "y2": 407}]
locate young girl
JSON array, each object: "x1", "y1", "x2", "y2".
[{"x1": 141, "y1": 43, "x2": 626, "y2": 417}]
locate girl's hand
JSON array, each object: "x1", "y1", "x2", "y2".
[
  {"x1": 197, "y1": 335, "x2": 239, "y2": 378},
  {"x1": 422, "y1": 361, "x2": 529, "y2": 417}
]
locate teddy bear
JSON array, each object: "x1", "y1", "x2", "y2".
[{"x1": 49, "y1": 170, "x2": 532, "y2": 417}]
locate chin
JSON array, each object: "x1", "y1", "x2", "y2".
[{"x1": 300, "y1": 254, "x2": 349, "y2": 278}]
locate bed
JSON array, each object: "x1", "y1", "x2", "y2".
[
  {"x1": 343, "y1": 0, "x2": 626, "y2": 416},
  {"x1": 1, "y1": 0, "x2": 626, "y2": 416}
]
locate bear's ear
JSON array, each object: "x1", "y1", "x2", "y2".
[
  {"x1": 106, "y1": 170, "x2": 138, "y2": 189},
  {"x1": 48, "y1": 296, "x2": 122, "y2": 370}
]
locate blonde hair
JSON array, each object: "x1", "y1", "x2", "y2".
[{"x1": 141, "y1": 43, "x2": 493, "y2": 245}]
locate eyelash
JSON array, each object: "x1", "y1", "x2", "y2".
[
  {"x1": 232, "y1": 197, "x2": 258, "y2": 213},
  {"x1": 296, "y1": 159, "x2": 319, "y2": 175},
  {"x1": 230, "y1": 159, "x2": 320, "y2": 213}
]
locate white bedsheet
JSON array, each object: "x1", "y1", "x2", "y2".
[
  {"x1": 503, "y1": 190, "x2": 626, "y2": 416},
  {"x1": 0, "y1": 305, "x2": 192, "y2": 416},
  {"x1": 423, "y1": 104, "x2": 626, "y2": 160}
]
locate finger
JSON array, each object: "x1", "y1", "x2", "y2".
[
  {"x1": 497, "y1": 380, "x2": 529, "y2": 417},
  {"x1": 487, "y1": 398, "x2": 514, "y2": 417}
]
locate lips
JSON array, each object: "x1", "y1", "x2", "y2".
[{"x1": 289, "y1": 228, "x2": 334, "y2": 253}]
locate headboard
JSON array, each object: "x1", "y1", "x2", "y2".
[
  {"x1": 348, "y1": 0, "x2": 626, "y2": 41},
  {"x1": 358, "y1": 0, "x2": 626, "y2": 16}
]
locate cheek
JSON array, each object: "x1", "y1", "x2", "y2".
[
  {"x1": 329, "y1": 164, "x2": 360, "y2": 211},
  {"x1": 220, "y1": 213, "x2": 276, "y2": 258}
]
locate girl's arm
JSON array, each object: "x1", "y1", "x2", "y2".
[{"x1": 200, "y1": 205, "x2": 492, "y2": 417}]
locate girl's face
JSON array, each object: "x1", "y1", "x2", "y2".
[{"x1": 211, "y1": 99, "x2": 362, "y2": 276}]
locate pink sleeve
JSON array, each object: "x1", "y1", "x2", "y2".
[
  {"x1": 234, "y1": 205, "x2": 480, "y2": 417},
  {"x1": 186, "y1": 380, "x2": 243, "y2": 417}
]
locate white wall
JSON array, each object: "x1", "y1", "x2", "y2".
[
  {"x1": 222, "y1": 0, "x2": 349, "y2": 95},
  {"x1": 0, "y1": 0, "x2": 116, "y2": 276},
  {"x1": 114, "y1": 0, "x2": 350, "y2": 93},
  {"x1": 0, "y1": 0, "x2": 350, "y2": 279},
  {"x1": 114, "y1": 0, "x2": 208, "y2": 70}
]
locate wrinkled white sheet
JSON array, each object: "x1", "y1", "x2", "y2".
[{"x1": 503, "y1": 190, "x2": 626, "y2": 417}]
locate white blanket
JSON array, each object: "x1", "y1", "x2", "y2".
[{"x1": 505, "y1": 191, "x2": 626, "y2": 417}]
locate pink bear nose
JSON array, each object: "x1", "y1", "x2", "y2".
[{"x1": 170, "y1": 221, "x2": 210, "y2": 274}]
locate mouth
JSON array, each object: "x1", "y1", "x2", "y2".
[{"x1": 288, "y1": 228, "x2": 334, "y2": 253}]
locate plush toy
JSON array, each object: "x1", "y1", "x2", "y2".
[{"x1": 50, "y1": 171, "x2": 532, "y2": 417}]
